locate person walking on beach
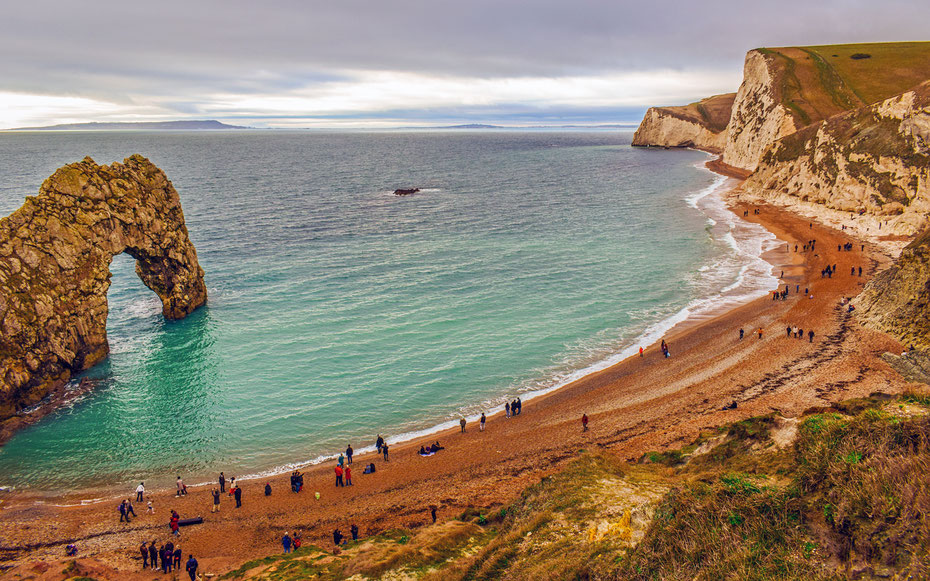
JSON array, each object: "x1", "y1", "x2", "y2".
[
  {"x1": 219, "y1": 472, "x2": 226, "y2": 493},
  {"x1": 808, "y1": 330, "x2": 814, "y2": 343},
  {"x1": 335, "y1": 464, "x2": 344, "y2": 487},
  {"x1": 757, "y1": 327, "x2": 763, "y2": 339},
  {"x1": 186, "y1": 554, "x2": 198, "y2": 581},
  {"x1": 383, "y1": 442, "x2": 389, "y2": 461},
  {"x1": 170, "y1": 515, "x2": 180, "y2": 537},
  {"x1": 516, "y1": 398, "x2": 522, "y2": 414},
  {"x1": 126, "y1": 499, "x2": 137, "y2": 517},
  {"x1": 460, "y1": 417, "x2": 467, "y2": 433},
  {"x1": 212, "y1": 488, "x2": 220, "y2": 512},
  {"x1": 173, "y1": 546, "x2": 182, "y2": 569},
  {"x1": 140, "y1": 541, "x2": 149, "y2": 570},
  {"x1": 376, "y1": 434, "x2": 384, "y2": 454},
  {"x1": 176, "y1": 476, "x2": 187, "y2": 497},
  {"x1": 147, "y1": 500, "x2": 154, "y2": 514},
  {"x1": 234, "y1": 484, "x2": 242, "y2": 508},
  {"x1": 639, "y1": 346, "x2": 644, "y2": 357},
  {"x1": 148, "y1": 541, "x2": 158, "y2": 570},
  {"x1": 480, "y1": 413, "x2": 486, "y2": 431},
  {"x1": 582, "y1": 413, "x2": 589, "y2": 432},
  {"x1": 265, "y1": 482, "x2": 272, "y2": 496},
  {"x1": 136, "y1": 482, "x2": 145, "y2": 502},
  {"x1": 739, "y1": 328, "x2": 744, "y2": 340},
  {"x1": 505, "y1": 401, "x2": 511, "y2": 417},
  {"x1": 345, "y1": 464, "x2": 353, "y2": 486},
  {"x1": 346, "y1": 444, "x2": 354, "y2": 464},
  {"x1": 119, "y1": 499, "x2": 130, "y2": 523},
  {"x1": 282, "y1": 532, "x2": 292, "y2": 554}
]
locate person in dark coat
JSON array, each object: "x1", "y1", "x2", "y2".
[
  {"x1": 351, "y1": 523, "x2": 359, "y2": 540},
  {"x1": 333, "y1": 528, "x2": 344, "y2": 546},
  {"x1": 219, "y1": 472, "x2": 226, "y2": 493},
  {"x1": 234, "y1": 485, "x2": 242, "y2": 508},
  {"x1": 140, "y1": 541, "x2": 149, "y2": 569},
  {"x1": 186, "y1": 554, "x2": 198, "y2": 581},
  {"x1": 148, "y1": 541, "x2": 158, "y2": 571}
]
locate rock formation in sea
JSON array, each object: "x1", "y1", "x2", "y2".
[{"x1": 0, "y1": 155, "x2": 206, "y2": 434}]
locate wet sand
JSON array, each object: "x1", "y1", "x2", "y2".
[{"x1": 0, "y1": 176, "x2": 920, "y2": 579}]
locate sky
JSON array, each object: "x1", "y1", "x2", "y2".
[{"x1": 1, "y1": 0, "x2": 928, "y2": 128}]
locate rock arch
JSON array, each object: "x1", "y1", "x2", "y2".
[{"x1": 0, "y1": 155, "x2": 207, "y2": 435}]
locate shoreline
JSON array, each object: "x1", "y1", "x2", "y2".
[
  {"x1": 2, "y1": 156, "x2": 777, "y2": 499},
  {"x1": 0, "y1": 163, "x2": 919, "y2": 579}
]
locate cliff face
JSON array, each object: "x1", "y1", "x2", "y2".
[
  {"x1": 0, "y1": 155, "x2": 206, "y2": 428},
  {"x1": 857, "y1": 229, "x2": 930, "y2": 350},
  {"x1": 632, "y1": 93, "x2": 735, "y2": 153},
  {"x1": 722, "y1": 50, "x2": 799, "y2": 172},
  {"x1": 741, "y1": 81, "x2": 930, "y2": 238}
]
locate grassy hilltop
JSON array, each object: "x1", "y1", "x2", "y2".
[{"x1": 758, "y1": 41, "x2": 930, "y2": 127}]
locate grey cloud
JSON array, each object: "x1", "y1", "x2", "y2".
[{"x1": 1, "y1": 0, "x2": 928, "y2": 121}]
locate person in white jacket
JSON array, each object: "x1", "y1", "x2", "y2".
[{"x1": 136, "y1": 482, "x2": 145, "y2": 502}]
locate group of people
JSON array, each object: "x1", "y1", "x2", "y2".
[
  {"x1": 418, "y1": 442, "x2": 444, "y2": 456},
  {"x1": 281, "y1": 530, "x2": 302, "y2": 553},
  {"x1": 376, "y1": 435, "x2": 390, "y2": 461},
  {"x1": 796, "y1": 239, "x2": 817, "y2": 252},
  {"x1": 332, "y1": 524, "x2": 360, "y2": 546},
  {"x1": 139, "y1": 540, "x2": 198, "y2": 579},
  {"x1": 660, "y1": 339, "x2": 671, "y2": 358},
  {"x1": 505, "y1": 398, "x2": 522, "y2": 417},
  {"x1": 787, "y1": 326, "x2": 815, "y2": 343},
  {"x1": 290, "y1": 470, "x2": 304, "y2": 493}
]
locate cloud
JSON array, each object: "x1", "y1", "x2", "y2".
[{"x1": 1, "y1": 0, "x2": 929, "y2": 127}]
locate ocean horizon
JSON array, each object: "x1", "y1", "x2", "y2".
[{"x1": 0, "y1": 129, "x2": 778, "y2": 494}]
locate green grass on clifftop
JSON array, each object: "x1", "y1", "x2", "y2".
[{"x1": 760, "y1": 41, "x2": 930, "y2": 128}]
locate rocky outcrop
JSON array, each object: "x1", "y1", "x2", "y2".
[
  {"x1": 857, "y1": 229, "x2": 930, "y2": 351},
  {"x1": 741, "y1": 81, "x2": 930, "y2": 239},
  {"x1": 394, "y1": 188, "x2": 420, "y2": 196},
  {"x1": 721, "y1": 50, "x2": 799, "y2": 172},
  {"x1": 632, "y1": 94, "x2": 735, "y2": 153},
  {"x1": 0, "y1": 155, "x2": 206, "y2": 430}
]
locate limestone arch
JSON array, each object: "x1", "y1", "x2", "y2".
[{"x1": 0, "y1": 155, "x2": 207, "y2": 428}]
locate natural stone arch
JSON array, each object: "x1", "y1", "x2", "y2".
[{"x1": 0, "y1": 155, "x2": 207, "y2": 436}]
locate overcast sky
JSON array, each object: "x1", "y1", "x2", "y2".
[{"x1": 1, "y1": 0, "x2": 928, "y2": 128}]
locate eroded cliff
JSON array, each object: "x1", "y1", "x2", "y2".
[
  {"x1": 857, "y1": 229, "x2": 930, "y2": 350},
  {"x1": 632, "y1": 93, "x2": 734, "y2": 153},
  {"x1": 0, "y1": 155, "x2": 206, "y2": 430},
  {"x1": 740, "y1": 81, "x2": 930, "y2": 239},
  {"x1": 721, "y1": 50, "x2": 799, "y2": 172}
]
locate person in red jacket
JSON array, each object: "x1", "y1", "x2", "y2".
[
  {"x1": 345, "y1": 464, "x2": 352, "y2": 486},
  {"x1": 581, "y1": 413, "x2": 589, "y2": 432},
  {"x1": 335, "y1": 464, "x2": 344, "y2": 487}
]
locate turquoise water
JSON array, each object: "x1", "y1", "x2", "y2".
[{"x1": 0, "y1": 130, "x2": 775, "y2": 493}]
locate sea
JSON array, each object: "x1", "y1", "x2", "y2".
[{"x1": 0, "y1": 129, "x2": 779, "y2": 494}]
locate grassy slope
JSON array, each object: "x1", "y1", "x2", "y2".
[
  {"x1": 653, "y1": 93, "x2": 736, "y2": 134},
  {"x1": 222, "y1": 394, "x2": 930, "y2": 580},
  {"x1": 759, "y1": 42, "x2": 930, "y2": 128}
]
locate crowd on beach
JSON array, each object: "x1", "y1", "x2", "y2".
[{"x1": 98, "y1": 206, "x2": 870, "y2": 576}]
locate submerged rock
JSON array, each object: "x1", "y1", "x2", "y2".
[
  {"x1": 0, "y1": 155, "x2": 206, "y2": 438},
  {"x1": 393, "y1": 188, "x2": 420, "y2": 196}
]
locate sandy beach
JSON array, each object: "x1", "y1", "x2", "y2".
[{"x1": 0, "y1": 169, "x2": 918, "y2": 579}]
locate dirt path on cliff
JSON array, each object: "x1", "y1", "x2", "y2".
[{"x1": 0, "y1": 190, "x2": 920, "y2": 580}]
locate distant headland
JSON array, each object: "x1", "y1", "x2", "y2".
[{"x1": 5, "y1": 119, "x2": 250, "y2": 131}]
